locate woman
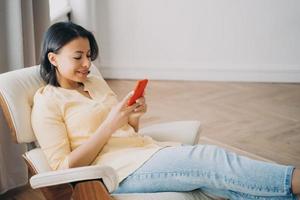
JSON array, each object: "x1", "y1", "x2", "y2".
[{"x1": 31, "y1": 21, "x2": 300, "y2": 200}]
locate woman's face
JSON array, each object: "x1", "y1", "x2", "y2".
[{"x1": 48, "y1": 37, "x2": 91, "y2": 89}]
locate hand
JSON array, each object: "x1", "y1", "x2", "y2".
[
  {"x1": 129, "y1": 96, "x2": 147, "y2": 121},
  {"x1": 103, "y1": 91, "x2": 139, "y2": 133},
  {"x1": 128, "y1": 95, "x2": 147, "y2": 132}
]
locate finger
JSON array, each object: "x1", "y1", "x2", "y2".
[
  {"x1": 125, "y1": 102, "x2": 140, "y2": 113},
  {"x1": 120, "y1": 91, "x2": 134, "y2": 108},
  {"x1": 136, "y1": 96, "x2": 145, "y2": 105},
  {"x1": 134, "y1": 104, "x2": 147, "y2": 112}
]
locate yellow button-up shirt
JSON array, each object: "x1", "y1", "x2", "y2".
[{"x1": 31, "y1": 75, "x2": 178, "y2": 182}]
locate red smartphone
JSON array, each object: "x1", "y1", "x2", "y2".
[{"x1": 127, "y1": 79, "x2": 148, "y2": 106}]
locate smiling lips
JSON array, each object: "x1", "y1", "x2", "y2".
[{"x1": 77, "y1": 70, "x2": 90, "y2": 76}]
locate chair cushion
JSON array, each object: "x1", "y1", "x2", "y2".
[
  {"x1": 24, "y1": 148, "x2": 52, "y2": 173},
  {"x1": 139, "y1": 121, "x2": 201, "y2": 145},
  {"x1": 0, "y1": 65, "x2": 44, "y2": 143}
]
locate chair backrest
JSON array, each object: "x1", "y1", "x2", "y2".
[
  {"x1": 0, "y1": 64, "x2": 101, "y2": 144},
  {"x1": 0, "y1": 65, "x2": 44, "y2": 143}
]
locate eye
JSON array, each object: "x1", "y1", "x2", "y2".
[{"x1": 73, "y1": 56, "x2": 81, "y2": 60}]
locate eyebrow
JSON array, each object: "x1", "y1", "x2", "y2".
[{"x1": 74, "y1": 50, "x2": 91, "y2": 54}]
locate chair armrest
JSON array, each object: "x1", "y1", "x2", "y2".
[
  {"x1": 139, "y1": 120, "x2": 201, "y2": 145},
  {"x1": 30, "y1": 165, "x2": 118, "y2": 193}
]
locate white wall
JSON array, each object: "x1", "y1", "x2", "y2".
[{"x1": 93, "y1": 0, "x2": 300, "y2": 82}]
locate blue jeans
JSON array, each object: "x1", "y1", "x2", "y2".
[{"x1": 114, "y1": 145, "x2": 297, "y2": 200}]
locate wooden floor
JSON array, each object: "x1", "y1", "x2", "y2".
[
  {"x1": 1, "y1": 80, "x2": 300, "y2": 199},
  {"x1": 109, "y1": 80, "x2": 300, "y2": 167}
]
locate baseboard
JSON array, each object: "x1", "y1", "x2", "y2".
[{"x1": 98, "y1": 65, "x2": 300, "y2": 83}]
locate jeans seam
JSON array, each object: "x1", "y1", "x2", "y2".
[
  {"x1": 126, "y1": 169, "x2": 287, "y2": 194},
  {"x1": 284, "y1": 166, "x2": 295, "y2": 196}
]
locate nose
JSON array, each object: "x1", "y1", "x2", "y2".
[{"x1": 82, "y1": 56, "x2": 91, "y2": 69}]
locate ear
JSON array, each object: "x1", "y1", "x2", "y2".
[{"x1": 48, "y1": 52, "x2": 58, "y2": 67}]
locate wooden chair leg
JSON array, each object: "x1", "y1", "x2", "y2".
[
  {"x1": 39, "y1": 183, "x2": 73, "y2": 200},
  {"x1": 72, "y1": 180, "x2": 113, "y2": 200}
]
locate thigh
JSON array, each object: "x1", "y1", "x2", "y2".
[{"x1": 115, "y1": 145, "x2": 216, "y2": 193}]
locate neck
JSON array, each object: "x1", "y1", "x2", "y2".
[
  {"x1": 58, "y1": 78, "x2": 80, "y2": 89},
  {"x1": 56, "y1": 72, "x2": 81, "y2": 89},
  {"x1": 60, "y1": 81, "x2": 82, "y2": 89}
]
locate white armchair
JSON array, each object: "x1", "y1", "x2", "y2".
[{"x1": 0, "y1": 65, "x2": 218, "y2": 200}]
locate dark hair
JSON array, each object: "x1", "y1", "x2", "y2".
[{"x1": 40, "y1": 22, "x2": 98, "y2": 86}]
